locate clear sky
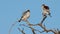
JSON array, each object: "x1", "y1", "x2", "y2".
[{"x1": 0, "y1": 0, "x2": 60, "y2": 34}]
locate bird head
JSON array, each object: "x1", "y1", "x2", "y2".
[
  {"x1": 27, "y1": 9, "x2": 30, "y2": 12},
  {"x1": 42, "y1": 4, "x2": 45, "y2": 6}
]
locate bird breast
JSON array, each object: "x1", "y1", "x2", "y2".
[
  {"x1": 26, "y1": 12, "x2": 30, "y2": 18},
  {"x1": 22, "y1": 12, "x2": 30, "y2": 21}
]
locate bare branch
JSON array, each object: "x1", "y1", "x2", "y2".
[
  {"x1": 18, "y1": 27, "x2": 25, "y2": 34},
  {"x1": 40, "y1": 16, "x2": 47, "y2": 24},
  {"x1": 19, "y1": 18, "x2": 60, "y2": 34},
  {"x1": 18, "y1": 10, "x2": 60, "y2": 34},
  {"x1": 29, "y1": 27, "x2": 36, "y2": 34},
  {"x1": 19, "y1": 24, "x2": 42, "y2": 34},
  {"x1": 18, "y1": 16, "x2": 60, "y2": 34}
]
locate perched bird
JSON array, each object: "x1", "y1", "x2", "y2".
[
  {"x1": 18, "y1": 10, "x2": 30, "y2": 22},
  {"x1": 8, "y1": 10, "x2": 30, "y2": 34},
  {"x1": 42, "y1": 4, "x2": 51, "y2": 17}
]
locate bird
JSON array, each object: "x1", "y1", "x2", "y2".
[
  {"x1": 8, "y1": 10, "x2": 30, "y2": 34},
  {"x1": 18, "y1": 10, "x2": 30, "y2": 23},
  {"x1": 42, "y1": 4, "x2": 52, "y2": 17}
]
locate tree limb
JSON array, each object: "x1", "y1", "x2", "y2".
[{"x1": 18, "y1": 27, "x2": 25, "y2": 34}]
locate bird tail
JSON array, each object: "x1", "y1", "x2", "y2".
[{"x1": 18, "y1": 16, "x2": 23, "y2": 22}]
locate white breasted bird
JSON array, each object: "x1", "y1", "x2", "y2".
[
  {"x1": 18, "y1": 10, "x2": 30, "y2": 23},
  {"x1": 42, "y1": 4, "x2": 52, "y2": 17},
  {"x1": 8, "y1": 10, "x2": 30, "y2": 34}
]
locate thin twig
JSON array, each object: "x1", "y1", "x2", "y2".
[
  {"x1": 40, "y1": 16, "x2": 47, "y2": 24},
  {"x1": 18, "y1": 27, "x2": 25, "y2": 34},
  {"x1": 18, "y1": 13, "x2": 60, "y2": 34},
  {"x1": 19, "y1": 24, "x2": 42, "y2": 34}
]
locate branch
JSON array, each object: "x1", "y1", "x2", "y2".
[
  {"x1": 37, "y1": 24, "x2": 56, "y2": 33},
  {"x1": 19, "y1": 24, "x2": 42, "y2": 34},
  {"x1": 18, "y1": 27, "x2": 25, "y2": 34},
  {"x1": 18, "y1": 14, "x2": 60, "y2": 34},
  {"x1": 40, "y1": 16, "x2": 47, "y2": 24},
  {"x1": 29, "y1": 27, "x2": 36, "y2": 34},
  {"x1": 24, "y1": 16, "x2": 60, "y2": 34}
]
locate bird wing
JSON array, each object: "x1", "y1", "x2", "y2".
[
  {"x1": 21, "y1": 10, "x2": 30, "y2": 21},
  {"x1": 44, "y1": 6, "x2": 49, "y2": 10}
]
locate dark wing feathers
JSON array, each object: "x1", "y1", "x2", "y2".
[
  {"x1": 44, "y1": 6, "x2": 49, "y2": 10},
  {"x1": 18, "y1": 16, "x2": 23, "y2": 22}
]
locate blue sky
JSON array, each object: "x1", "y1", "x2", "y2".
[{"x1": 0, "y1": 0, "x2": 60, "y2": 34}]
